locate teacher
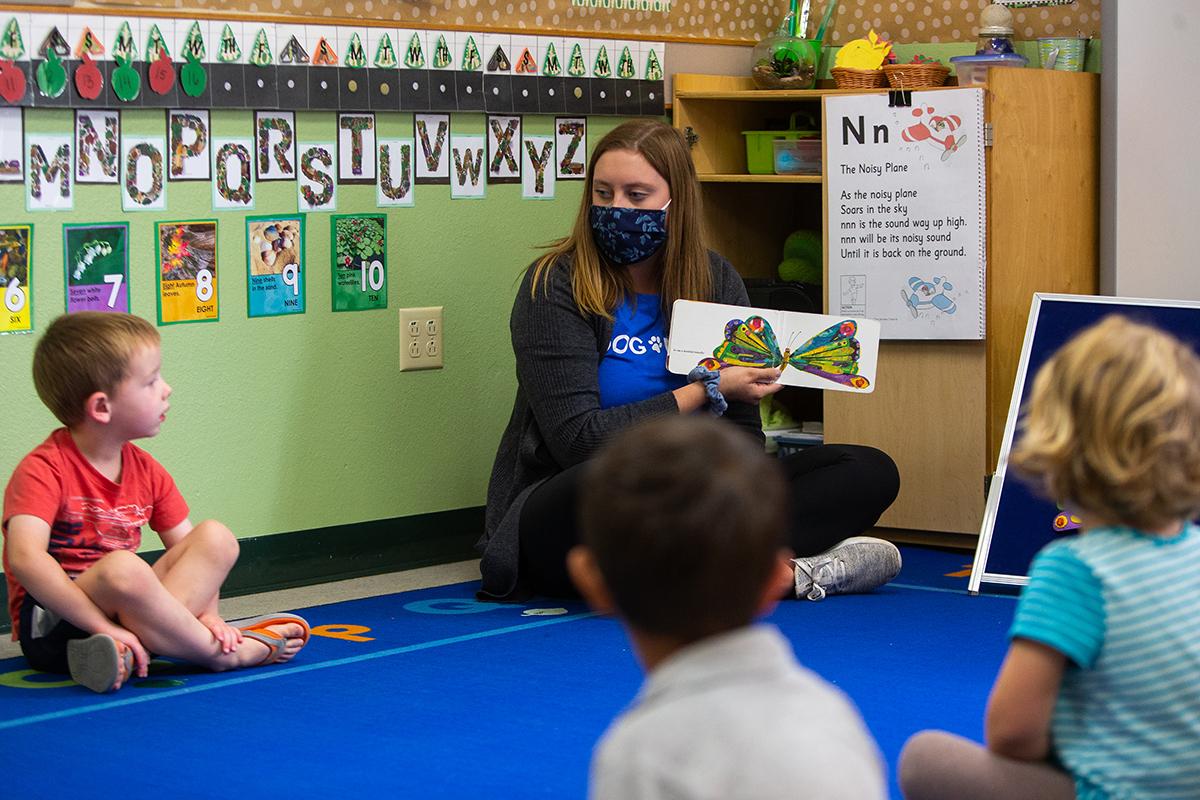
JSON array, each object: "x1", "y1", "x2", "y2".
[{"x1": 479, "y1": 120, "x2": 900, "y2": 602}]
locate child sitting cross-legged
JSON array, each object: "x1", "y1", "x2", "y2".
[
  {"x1": 900, "y1": 315, "x2": 1200, "y2": 799},
  {"x1": 3, "y1": 312, "x2": 310, "y2": 693},
  {"x1": 569, "y1": 415, "x2": 886, "y2": 800}
]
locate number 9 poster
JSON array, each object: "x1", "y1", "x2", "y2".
[
  {"x1": 331, "y1": 214, "x2": 387, "y2": 312},
  {"x1": 157, "y1": 220, "x2": 219, "y2": 325}
]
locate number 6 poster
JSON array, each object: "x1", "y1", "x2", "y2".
[
  {"x1": 157, "y1": 220, "x2": 219, "y2": 324},
  {"x1": 1, "y1": 224, "x2": 33, "y2": 334},
  {"x1": 331, "y1": 214, "x2": 387, "y2": 312},
  {"x1": 64, "y1": 223, "x2": 130, "y2": 313}
]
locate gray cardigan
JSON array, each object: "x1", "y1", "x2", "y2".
[{"x1": 478, "y1": 251, "x2": 763, "y2": 600}]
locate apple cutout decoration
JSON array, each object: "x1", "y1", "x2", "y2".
[{"x1": 75, "y1": 52, "x2": 103, "y2": 100}]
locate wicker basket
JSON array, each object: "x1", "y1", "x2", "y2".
[
  {"x1": 831, "y1": 66, "x2": 888, "y2": 89},
  {"x1": 883, "y1": 63, "x2": 950, "y2": 89}
]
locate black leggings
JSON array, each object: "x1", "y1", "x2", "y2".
[{"x1": 518, "y1": 444, "x2": 901, "y2": 597}]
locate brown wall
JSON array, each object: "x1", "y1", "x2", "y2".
[{"x1": 67, "y1": 0, "x2": 1100, "y2": 45}]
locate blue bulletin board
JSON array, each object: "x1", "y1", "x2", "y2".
[{"x1": 970, "y1": 293, "x2": 1200, "y2": 592}]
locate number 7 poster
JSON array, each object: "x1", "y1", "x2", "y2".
[
  {"x1": 157, "y1": 220, "x2": 219, "y2": 324},
  {"x1": 331, "y1": 214, "x2": 387, "y2": 312},
  {"x1": 64, "y1": 223, "x2": 130, "y2": 313}
]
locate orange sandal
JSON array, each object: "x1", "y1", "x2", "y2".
[{"x1": 235, "y1": 613, "x2": 310, "y2": 666}]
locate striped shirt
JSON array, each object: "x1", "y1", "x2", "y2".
[{"x1": 1010, "y1": 524, "x2": 1200, "y2": 800}]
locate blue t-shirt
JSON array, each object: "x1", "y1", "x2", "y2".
[
  {"x1": 598, "y1": 293, "x2": 685, "y2": 409},
  {"x1": 1010, "y1": 525, "x2": 1200, "y2": 800}
]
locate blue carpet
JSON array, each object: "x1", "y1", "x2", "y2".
[{"x1": 0, "y1": 546, "x2": 1015, "y2": 799}]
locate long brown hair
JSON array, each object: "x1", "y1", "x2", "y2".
[{"x1": 529, "y1": 120, "x2": 711, "y2": 319}]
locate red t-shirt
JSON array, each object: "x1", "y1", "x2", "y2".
[{"x1": 2, "y1": 428, "x2": 189, "y2": 639}]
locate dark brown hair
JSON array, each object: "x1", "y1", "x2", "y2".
[{"x1": 580, "y1": 415, "x2": 787, "y2": 641}]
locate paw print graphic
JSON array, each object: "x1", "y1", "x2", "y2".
[{"x1": 648, "y1": 335, "x2": 664, "y2": 353}]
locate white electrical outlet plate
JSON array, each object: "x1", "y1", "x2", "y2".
[{"x1": 399, "y1": 306, "x2": 443, "y2": 371}]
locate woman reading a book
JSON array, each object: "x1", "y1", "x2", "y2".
[{"x1": 479, "y1": 119, "x2": 900, "y2": 602}]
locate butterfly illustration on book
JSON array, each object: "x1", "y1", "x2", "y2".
[{"x1": 699, "y1": 316, "x2": 870, "y2": 389}]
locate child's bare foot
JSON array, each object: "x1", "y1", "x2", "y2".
[
  {"x1": 67, "y1": 634, "x2": 132, "y2": 692},
  {"x1": 234, "y1": 613, "x2": 311, "y2": 667}
]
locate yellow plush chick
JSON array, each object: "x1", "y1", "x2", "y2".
[{"x1": 834, "y1": 30, "x2": 893, "y2": 70}]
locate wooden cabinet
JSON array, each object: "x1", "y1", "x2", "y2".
[{"x1": 674, "y1": 69, "x2": 1099, "y2": 541}]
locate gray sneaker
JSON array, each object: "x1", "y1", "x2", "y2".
[{"x1": 792, "y1": 537, "x2": 902, "y2": 601}]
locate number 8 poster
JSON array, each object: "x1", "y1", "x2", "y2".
[
  {"x1": 64, "y1": 223, "x2": 130, "y2": 313},
  {"x1": 157, "y1": 220, "x2": 219, "y2": 325},
  {"x1": 331, "y1": 214, "x2": 387, "y2": 312}
]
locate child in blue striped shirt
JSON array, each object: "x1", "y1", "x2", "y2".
[{"x1": 900, "y1": 315, "x2": 1200, "y2": 800}]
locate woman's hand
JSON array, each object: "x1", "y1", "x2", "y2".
[{"x1": 718, "y1": 366, "x2": 785, "y2": 403}]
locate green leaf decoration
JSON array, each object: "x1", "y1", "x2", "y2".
[
  {"x1": 375, "y1": 33, "x2": 397, "y2": 68},
  {"x1": 345, "y1": 32, "x2": 366, "y2": 68},
  {"x1": 567, "y1": 43, "x2": 586, "y2": 77},
  {"x1": 593, "y1": 45, "x2": 611, "y2": 78},
  {"x1": 645, "y1": 48, "x2": 663, "y2": 81},
  {"x1": 219, "y1": 25, "x2": 241, "y2": 63},
  {"x1": 461, "y1": 36, "x2": 481, "y2": 71},
  {"x1": 543, "y1": 42, "x2": 561, "y2": 76},
  {"x1": 183, "y1": 22, "x2": 206, "y2": 61},
  {"x1": 112, "y1": 21, "x2": 137, "y2": 63},
  {"x1": 404, "y1": 32, "x2": 425, "y2": 68},
  {"x1": 617, "y1": 46, "x2": 635, "y2": 79},
  {"x1": 432, "y1": 35, "x2": 451, "y2": 69},
  {"x1": 145, "y1": 24, "x2": 170, "y2": 61},
  {"x1": 249, "y1": 28, "x2": 272, "y2": 66},
  {"x1": 0, "y1": 17, "x2": 24, "y2": 61}
]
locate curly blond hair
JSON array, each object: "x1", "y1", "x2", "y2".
[{"x1": 1010, "y1": 315, "x2": 1200, "y2": 531}]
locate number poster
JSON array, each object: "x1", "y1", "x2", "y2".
[
  {"x1": 246, "y1": 216, "x2": 305, "y2": 318},
  {"x1": 157, "y1": 220, "x2": 219, "y2": 324},
  {"x1": 63, "y1": 223, "x2": 130, "y2": 313},
  {"x1": 330, "y1": 214, "x2": 387, "y2": 312},
  {"x1": 0, "y1": 223, "x2": 32, "y2": 334}
]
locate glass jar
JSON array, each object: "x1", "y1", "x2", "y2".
[
  {"x1": 976, "y1": 30, "x2": 1016, "y2": 55},
  {"x1": 751, "y1": 34, "x2": 820, "y2": 90}
]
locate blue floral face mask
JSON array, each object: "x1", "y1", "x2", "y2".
[{"x1": 589, "y1": 200, "x2": 671, "y2": 266}]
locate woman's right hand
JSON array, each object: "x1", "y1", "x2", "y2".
[{"x1": 718, "y1": 366, "x2": 785, "y2": 403}]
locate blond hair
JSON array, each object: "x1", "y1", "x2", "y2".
[
  {"x1": 529, "y1": 119, "x2": 711, "y2": 319},
  {"x1": 1010, "y1": 315, "x2": 1200, "y2": 530},
  {"x1": 33, "y1": 312, "x2": 160, "y2": 427}
]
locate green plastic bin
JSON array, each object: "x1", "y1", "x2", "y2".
[{"x1": 743, "y1": 112, "x2": 818, "y2": 175}]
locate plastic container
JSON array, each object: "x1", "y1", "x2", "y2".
[
  {"x1": 1038, "y1": 37, "x2": 1087, "y2": 71},
  {"x1": 949, "y1": 53, "x2": 1028, "y2": 86},
  {"x1": 773, "y1": 137, "x2": 821, "y2": 175},
  {"x1": 743, "y1": 112, "x2": 818, "y2": 175}
]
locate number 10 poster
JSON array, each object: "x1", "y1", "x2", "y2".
[
  {"x1": 157, "y1": 220, "x2": 219, "y2": 325},
  {"x1": 331, "y1": 214, "x2": 388, "y2": 312}
]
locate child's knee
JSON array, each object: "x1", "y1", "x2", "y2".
[
  {"x1": 90, "y1": 550, "x2": 157, "y2": 595},
  {"x1": 190, "y1": 520, "x2": 239, "y2": 563}
]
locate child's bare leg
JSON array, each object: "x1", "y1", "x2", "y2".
[
  {"x1": 899, "y1": 731, "x2": 1075, "y2": 800},
  {"x1": 151, "y1": 519, "x2": 238, "y2": 616},
  {"x1": 75, "y1": 550, "x2": 303, "y2": 671}
]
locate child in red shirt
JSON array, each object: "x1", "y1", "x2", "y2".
[{"x1": 3, "y1": 312, "x2": 310, "y2": 692}]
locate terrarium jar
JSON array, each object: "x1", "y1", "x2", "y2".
[{"x1": 751, "y1": 32, "x2": 820, "y2": 90}]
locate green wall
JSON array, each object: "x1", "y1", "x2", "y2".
[{"x1": 2, "y1": 108, "x2": 624, "y2": 553}]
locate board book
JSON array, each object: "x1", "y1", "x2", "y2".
[{"x1": 666, "y1": 300, "x2": 880, "y2": 393}]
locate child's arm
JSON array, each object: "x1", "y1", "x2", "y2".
[
  {"x1": 984, "y1": 638, "x2": 1066, "y2": 761},
  {"x1": 5, "y1": 514, "x2": 151, "y2": 672}
]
